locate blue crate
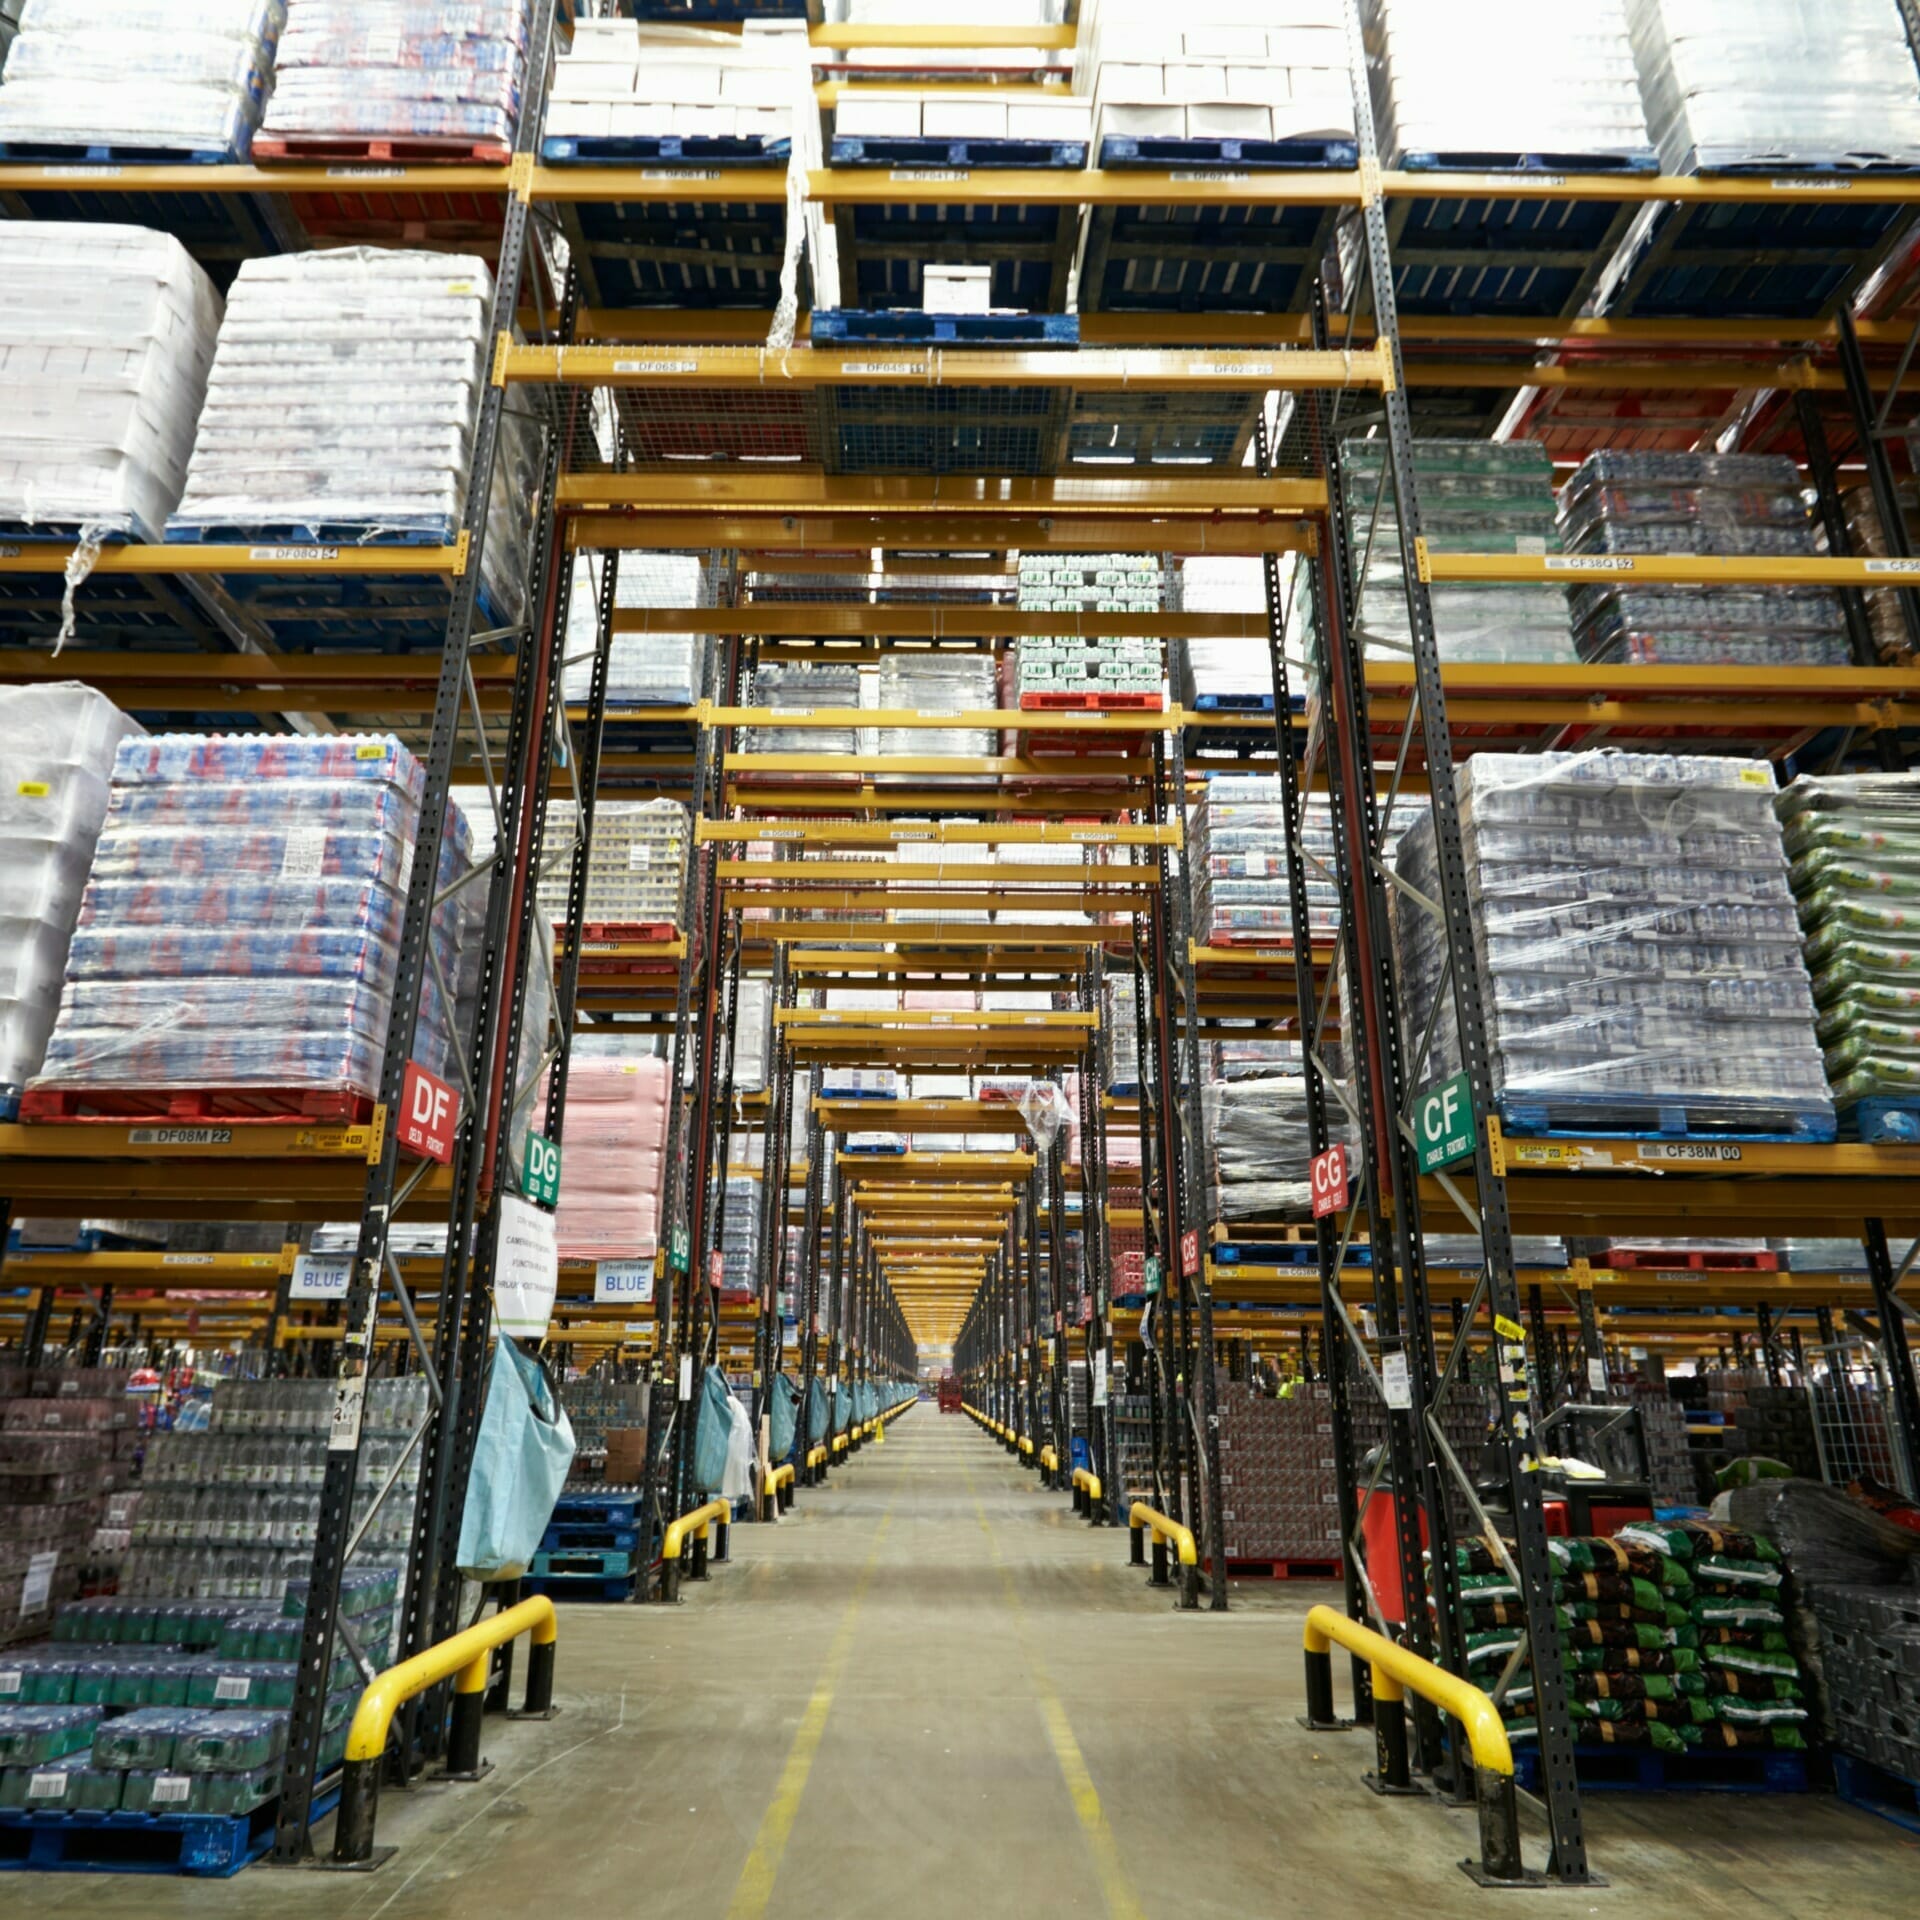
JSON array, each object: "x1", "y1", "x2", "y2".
[
  {"x1": 521, "y1": 1572, "x2": 639, "y2": 1603},
  {"x1": 0, "y1": 1089, "x2": 16, "y2": 1124},
  {"x1": 163, "y1": 517, "x2": 458, "y2": 549},
  {"x1": 1106, "y1": 1080, "x2": 1139, "y2": 1098},
  {"x1": 1839, "y1": 1099, "x2": 1920, "y2": 1146},
  {"x1": 1513, "y1": 1743, "x2": 1808, "y2": 1795},
  {"x1": 1494, "y1": 1093, "x2": 1837, "y2": 1146},
  {"x1": 817, "y1": 1087, "x2": 900, "y2": 1101},
  {"x1": 1399, "y1": 147, "x2": 1658, "y2": 175},
  {"x1": 1192, "y1": 693, "x2": 1277, "y2": 713},
  {"x1": 0, "y1": 1779, "x2": 339, "y2": 1877},
  {"x1": 8, "y1": 1225, "x2": 107, "y2": 1254},
  {"x1": 540, "y1": 133, "x2": 789, "y2": 166},
  {"x1": 1097, "y1": 134, "x2": 1357, "y2": 171},
  {"x1": 830, "y1": 135, "x2": 1087, "y2": 171},
  {"x1": 1835, "y1": 1751, "x2": 1920, "y2": 1836},
  {"x1": 811, "y1": 309, "x2": 1080, "y2": 348},
  {"x1": 841, "y1": 1141, "x2": 907, "y2": 1155},
  {"x1": 1212, "y1": 1242, "x2": 1321, "y2": 1267}
]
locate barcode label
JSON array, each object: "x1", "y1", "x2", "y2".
[
  {"x1": 612, "y1": 359, "x2": 698, "y2": 374},
  {"x1": 1176, "y1": 169, "x2": 1250, "y2": 182},
  {"x1": 162, "y1": 1253, "x2": 213, "y2": 1266},
  {"x1": 643, "y1": 168, "x2": 720, "y2": 182},
  {"x1": 891, "y1": 168, "x2": 968, "y2": 182},
  {"x1": 150, "y1": 1775, "x2": 192, "y2": 1806},
  {"x1": 27, "y1": 1772, "x2": 67, "y2": 1801},
  {"x1": 249, "y1": 546, "x2": 340, "y2": 563},
  {"x1": 214, "y1": 1674, "x2": 252, "y2": 1702},
  {"x1": 1772, "y1": 177, "x2": 1852, "y2": 192},
  {"x1": 1192, "y1": 362, "x2": 1275, "y2": 378},
  {"x1": 627, "y1": 844, "x2": 653, "y2": 869},
  {"x1": 327, "y1": 166, "x2": 405, "y2": 179},
  {"x1": 1546, "y1": 555, "x2": 1634, "y2": 573},
  {"x1": 1865, "y1": 559, "x2": 1920, "y2": 576},
  {"x1": 840, "y1": 362, "x2": 917, "y2": 376},
  {"x1": 282, "y1": 826, "x2": 328, "y2": 881},
  {"x1": 44, "y1": 164, "x2": 122, "y2": 177},
  {"x1": 129, "y1": 1127, "x2": 234, "y2": 1146}
]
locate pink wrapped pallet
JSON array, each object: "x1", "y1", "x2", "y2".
[{"x1": 549, "y1": 1057, "x2": 670, "y2": 1261}]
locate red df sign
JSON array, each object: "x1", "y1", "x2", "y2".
[
  {"x1": 1310, "y1": 1144, "x2": 1349, "y2": 1219},
  {"x1": 709, "y1": 1249, "x2": 726, "y2": 1290},
  {"x1": 1179, "y1": 1227, "x2": 1201, "y2": 1278},
  {"x1": 397, "y1": 1062, "x2": 458, "y2": 1164}
]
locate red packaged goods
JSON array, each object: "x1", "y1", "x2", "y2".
[{"x1": 548, "y1": 1057, "x2": 670, "y2": 1261}]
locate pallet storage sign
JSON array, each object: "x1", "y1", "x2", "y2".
[
  {"x1": 1310, "y1": 1145, "x2": 1348, "y2": 1218},
  {"x1": 1416, "y1": 1071, "x2": 1477, "y2": 1174},
  {"x1": 495, "y1": 1194, "x2": 560, "y2": 1339}
]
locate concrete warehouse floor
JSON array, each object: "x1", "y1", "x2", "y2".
[{"x1": 31, "y1": 1414, "x2": 1918, "y2": 1918}]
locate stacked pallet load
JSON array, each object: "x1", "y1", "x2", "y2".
[
  {"x1": 534, "y1": 798, "x2": 691, "y2": 938},
  {"x1": 562, "y1": 554, "x2": 715, "y2": 709},
  {"x1": 1559, "y1": 453, "x2": 1851, "y2": 666},
  {"x1": 820, "y1": 986, "x2": 899, "y2": 1103},
  {"x1": 548, "y1": 1057, "x2": 671, "y2": 1266},
  {"x1": 0, "y1": 688, "x2": 141, "y2": 1119},
  {"x1": 0, "y1": 225, "x2": 220, "y2": 545},
  {"x1": 1626, "y1": 0, "x2": 1920, "y2": 173},
  {"x1": 744, "y1": 661, "x2": 863, "y2": 761},
  {"x1": 1392, "y1": 751, "x2": 1836, "y2": 1143},
  {"x1": 27, "y1": 736, "x2": 470, "y2": 1122},
  {"x1": 874, "y1": 655, "x2": 997, "y2": 782},
  {"x1": 1213, "y1": 1378, "x2": 1342, "y2": 1572},
  {"x1": 832, "y1": 87, "x2": 1089, "y2": 161},
  {"x1": 1366, "y1": 0, "x2": 1655, "y2": 170},
  {"x1": 1074, "y1": 0, "x2": 1356, "y2": 162},
  {"x1": 258, "y1": 1, "x2": 533, "y2": 164},
  {"x1": 1189, "y1": 776, "x2": 1339, "y2": 948},
  {"x1": 1341, "y1": 439, "x2": 1577, "y2": 665},
  {"x1": 1015, "y1": 554, "x2": 1164, "y2": 707},
  {"x1": 1205, "y1": 1072, "x2": 1313, "y2": 1224},
  {"x1": 546, "y1": 14, "x2": 804, "y2": 159},
  {"x1": 1841, "y1": 483, "x2": 1920, "y2": 664},
  {"x1": 1174, "y1": 557, "x2": 1272, "y2": 710},
  {"x1": 0, "y1": 0, "x2": 282, "y2": 161},
  {"x1": 1774, "y1": 774, "x2": 1920, "y2": 1144}
]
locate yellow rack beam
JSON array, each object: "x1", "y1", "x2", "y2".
[
  {"x1": 780, "y1": 1009, "x2": 1097, "y2": 1028},
  {"x1": 1422, "y1": 549, "x2": 1920, "y2": 589},
  {"x1": 701, "y1": 820, "x2": 1177, "y2": 847},
  {"x1": 810, "y1": 21, "x2": 1075, "y2": 45},
  {"x1": 565, "y1": 513, "x2": 1316, "y2": 555},
  {"x1": 0, "y1": 541, "x2": 467, "y2": 576},
  {"x1": 560, "y1": 472, "x2": 1325, "y2": 513}
]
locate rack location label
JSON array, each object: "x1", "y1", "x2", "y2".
[
  {"x1": 398, "y1": 1061, "x2": 458, "y2": 1163},
  {"x1": 1310, "y1": 1144, "x2": 1349, "y2": 1218}
]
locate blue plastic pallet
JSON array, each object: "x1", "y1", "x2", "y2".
[
  {"x1": 1399, "y1": 147, "x2": 1658, "y2": 175},
  {"x1": 1840, "y1": 1099, "x2": 1920, "y2": 1147},
  {"x1": 540, "y1": 133, "x2": 789, "y2": 166},
  {"x1": 1097, "y1": 134, "x2": 1357, "y2": 171},
  {"x1": 0, "y1": 1779, "x2": 339, "y2": 1877},
  {"x1": 1495, "y1": 1095, "x2": 1837, "y2": 1146},
  {"x1": 0, "y1": 140, "x2": 238, "y2": 167},
  {"x1": 0, "y1": 521, "x2": 140, "y2": 546},
  {"x1": 817, "y1": 1088, "x2": 900, "y2": 1101},
  {"x1": 1835, "y1": 1751, "x2": 1920, "y2": 1835},
  {"x1": 0, "y1": 1090, "x2": 17, "y2": 1124},
  {"x1": 1514, "y1": 1743, "x2": 1807, "y2": 1795},
  {"x1": 830, "y1": 135, "x2": 1087, "y2": 171},
  {"x1": 1212, "y1": 1243, "x2": 1320, "y2": 1266},
  {"x1": 540, "y1": 1520, "x2": 642, "y2": 1553},
  {"x1": 163, "y1": 517, "x2": 458, "y2": 549},
  {"x1": 551, "y1": 1492, "x2": 642, "y2": 1528},
  {"x1": 531, "y1": 1547, "x2": 634, "y2": 1579},
  {"x1": 811, "y1": 308, "x2": 1079, "y2": 348},
  {"x1": 1193, "y1": 692, "x2": 1277, "y2": 713},
  {"x1": 521, "y1": 1572, "x2": 639, "y2": 1603},
  {"x1": 841, "y1": 1142, "x2": 907, "y2": 1155},
  {"x1": 630, "y1": 0, "x2": 803, "y2": 13}
]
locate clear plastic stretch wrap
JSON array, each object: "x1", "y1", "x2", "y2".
[
  {"x1": 732, "y1": 980, "x2": 771, "y2": 1095},
  {"x1": 262, "y1": 1, "x2": 532, "y2": 152},
  {"x1": 1103, "y1": 971, "x2": 1138, "y2": 1089},
  {"x1": 0, "y1": 0, "x2": 283, "y2": 160},
  {"x1": 0, "y1": 686, "x2": 142, "y2": 1104},
  {"x1": 1775, "y1": 774, "x2": 1920, "y2": 1125},
  {"x1": 874, "y1": 655, "x2": 996, "y2": 779},
  {"x1": 1561, "y1": 452, "x2": 1849, "y2": 667},
  {"x1": 1210, "y1": 1037, "x2": 1303, "y2": 1079},
  {"x1": 1175, "y1": 557, "x2": 1276, "y2": 704},
  {"x1": 719, "y1": 1171, "x2": 762, "y2": 1290},
  {"x1": 745, "y1": 661, "x2": 861, "y2": 757},
  {"x1": 1205, "y1": 1074, "x2": 1313, "y2": 1221},
  {"x1": 1840, "y1": 483, "x2": 1920, "y2": 665},
  {"x1": 0, "y1": 225, "x2": 221, "y2": 541},
  {"x1": 1341, "y1": 439, "x2": 1577, "y2": 665},
  {"x1": 167, "y1": 248, "x2": 492, "y2": 547},
  {"x1": 1393, "y1": 751, "x2": 1835, "y2": 1139},
  {"x1": 30, "y1": 735, "x2": 470, "y2": 1103},
  {"x1": 562, "y1": 554, "x2": 715, "y2": 707},
  {"x1": 1626, "y1": 0, "x2": 1920, "y2": 172},
  {"x1": 1368, "y1": 0, "x2": 1655, "y2": 166},
  {"x1": 1189, "y1": 774, "x2": 1340, "y2": 947},
  {"x1": 548, "y1": 1056, "x2": 669, "y2": 1261},
  {"x1": 533, "y1": 797, "x2": 689, "y2": 931}
]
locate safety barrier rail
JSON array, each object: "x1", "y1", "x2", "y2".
[
  {"x1": 335, "y1": 1596, "x2": 556, "y2": 1867},
  {"x1": 661, "y1": 1497, "x2": 731, "y2": 1603},
  {"x1": 1129, "y1": 1502, "x2": 1199, "y2": 1610},
  {"x1": 1303, "y1": 1605, "x2": 1524, "y2": 1886},
  {"x1": 765, "y1": 1461, "x2": 795, "y2": 1521},
  {"x1": 1070, "y1": 1466, "x2": 1103, "y2": 1524}
]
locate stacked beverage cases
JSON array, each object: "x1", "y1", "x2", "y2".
[
  {"x1": 1559, "y1": 452, "x2": 1851, "y2": 667},
  {"x1": 1188, "y1": 776, "x2": 1343, "y2": 947},
  {"x1": 1393, "y1": 751, "x2": 1836, "y2": 1140},
  {"x1": 29, "y1": 735, "x2": 469, "y2": 1112}
]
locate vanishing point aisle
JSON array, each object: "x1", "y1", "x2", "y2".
[{"x1": 24, "y1": 1414, "x2": 1914, "y2": 1920}]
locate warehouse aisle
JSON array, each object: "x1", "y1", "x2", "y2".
[{"x1": 33, "y1": 1414, "x2": 1914, "y2": 1920}]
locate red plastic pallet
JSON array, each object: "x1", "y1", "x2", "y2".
[
  {"x1": 564, "y1": 922, "x2": 679, "y2": 945},
  {"x1": 1214, "y1": 1556, "x2": 1343, "y2": 1581},
  {"x1": 1605, "y1": 1248, "x2": 1779, "y2": 1272},
  {"x1": 252, "y1": 133, "x2": 512, "y2": 167},
  {"x1": 1017, "y1": 691, "x2": 1168, "y2": 711},
  {"x1": 17, "y1": 1087, "x2": 376, "y2": 1125}
]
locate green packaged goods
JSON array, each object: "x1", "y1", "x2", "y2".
[
  {"x1": 0, "y1": 1705, "x2": 101, "y2": 1765},
  {"x1": 198, "y1": 1764, "x2": 283, "y2": 1816},
  {"x1": 173, "y1": 1711, "x2": 287, "y2": 1774},
  {"x1": 120, "y1": 1769, "x2": 204, "y2": 1815},
  {"x1": 91, "y1": 1707, "x2": 199, "y2": 1771}
]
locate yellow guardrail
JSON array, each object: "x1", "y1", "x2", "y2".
[
  {"x1": 662, "y1": 1497, "x2": 731, "y2": 1601},
  {"x1": 765, "y1": 1461, "x2": 796, "y2": 1520},
  {"x1": 334, "y1": 1595, "x2": 556, "y2": 1865},
  {"x1": 1302, "y1": 1604, "x2": 1525, "y2": 1884},
  {"x1": 1128, "y1": 1502, "x2": 1200, "y2": 1608},
  {"x1": 1071, "y1": 1465, "x2": 1103, "y2": 1525},
  {"x1": 1017, "y1": 1435, "x2": 1034, "y2": 1457},
  {"x1": 1039, "y1": 1445, "x2": 1058, "y2": 1473}
]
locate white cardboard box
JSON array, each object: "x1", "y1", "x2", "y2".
[
  {"x1": 1099, "y1": 62, "x2": 1167, "y2": 101},
  {"x1": 1162, "y1": 64, "x2": 1230, "y2": 103},
  {"x1": 606, "y1": 101, "x2": 677, "y2": 137},
  {"x1": 1096, "y1": 101, "x2": 1186, "y2": 139},
  {"x1": 923, "y1": 97, "x2": 1008, "y2": 138},
  {"x1": 834, "y1": 94, "x2": 923, "y2": 138},
  {"x1": 720, "y1": 68, "x2": 794, "y2": 106},
  {"x1": 1187, "y1": 101, "x2": 1272, "y2": 138},
  {"x1": 546, "y1": 100, "x2": 613, "y2": 138},
  {"x1": 635, "y1": 61, "x2": 725, "y2": 106},
  {"x1": 1183, "y1": 27, "x2": 1271, "y2": 57},
  {"x1": 925, "y1": 264, "x2": 994, "y2": 312},
  {"x1": 1226, "y1": 66, "x2": 1294, "y2": 104},
  {"x1": 1006, "y1": 97, "x2": 1093, "y2": 140},
  {"x1": 735, "y1": 106, "x2": 795, "y2": 140},
  {"x1": 672, "y1": 103, "x2": 739, "y2": 135},
  {"x1": 552, "y1": 66, "x2": 638, "y2": 101}
]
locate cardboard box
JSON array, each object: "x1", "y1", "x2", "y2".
[
  {"x1": 552, "y1": 65, "x2": 638, "y2": 101},
  {"x1": 1007, "y1": 97, "x2": 1094, "y2": 140},
  {"x1": 1183, "y1": 27, "x2": 1271, "y2": 57},
  {"x1": 606, "y1": 102, "x2": 677, "y2": 138},
  {"x1": 1188, "y1": 101, "x2": 1273, "y2": 139},
  {"x1": 925, "y1": 264, "x2": 994, "y2": 313},
  {"x1": 835, "y1": 94, "x2": 922, "y2": 138},
  {"x1": 635, "y1": 61, "x2": 725, "y2": 106},
  {"x1": 721, "y1": 67, "x2": 794, "y2": 106},
  {"x1": 1162, "y1": 63, "x2": 1230, "y2": 103},
  {"x1": 1227, "y1": 66, "x2": 1294, "y2": 104},
  {"x1": 673, "y1": 103, "x2": 740, "y2": 135},
  {"x1": 923, "y1": 97, "x2": 1009, "y2": 139},
  {"x1": 603, "y1": 1428, "x2": 649, "y2": 1486}
]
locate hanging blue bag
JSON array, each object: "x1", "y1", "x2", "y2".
[
  {"x1": 770, "y1": 1374, "x2": 800, "y2": 1459},
  {"x1": 692, "y1": 1364, "x2": 736, "y2": 1494},
  {"x1": 457, "y1": 1336, "x2": 576, "y2": 1581}
]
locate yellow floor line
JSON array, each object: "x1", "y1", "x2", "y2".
[
  {"x1": 724, "y1": 1510, "x2": 894, "y2": 1919},
  {"x1": 965, "y1": 1463, "x2": 1149, "y2": 1920}
]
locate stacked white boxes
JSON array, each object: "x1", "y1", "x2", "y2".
[
  {"x1": 1627, "y1": 0, "x2": 1920, "y2": 173},
  {"x1": 1074, "y1": 0, "x2": 1356, "y2": 152},
  {"x1": 0, "y1": 225, "x2": 220, "y2": 542},
  {"x1": 562, "y1": 554, "x2": 714, "y2": 708},
  {"x1": 260, "y1": 0, "x2": 532, "y2": 154},
  {"x1": 732, "y1": 980, "x2": 772, "y2": 1096},
  {"x1": 168, "y1": 249, "x2": 491, "y2": 546},
  {"x1": 1367, "y1": 0, "x2": 1655, "y2": 167},
  {"x1": 0, "y1": 687, "x2": 141, "y2": 1111},
  {"x1": 0, "y1": 0, "x2": 282, "y2": 160},
  {"x1": 820, "y1": 986, "x2": 899, "y2": 1099},
  {"x1": 834, "y1": 89, "x2": 1091, "y2": 149},
  {"x1": 548, "y1": 15, "x2": 805, "y2": 148},
  {"x1": 1175, "y1": 556, "x2": 1273, "y2": 707},
  {"x1": 1015, "y1": 554, "x2": 1165, "y2": 699},
  {"x1": 533, "y1": 798, "x2": 691, "y2": 932}
]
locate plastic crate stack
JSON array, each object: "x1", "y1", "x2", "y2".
[
  {"x1": 548, "y1": 1057, "x2": 670, "y2": 1265},
  {"x1": 1366, "y1": 0, "x2": 1655, "y2": 169},
  {"x1": 1189, "y1": 775, "x2": 1339, "y2": 948},
  {"x1": 0, "y1": 0, "x2": 283, "y2": 161},
  {"x1": 534, "y1": 798, "x2": 690, "y2": 935},
  {"x1": 549, "y1": 14, "x2": 804, "y2": 153},
  {"x1": 562, "y1": 554, "x2": 714, "y2": 708},
  {"x1": 1626, "y1": 0, "x2": 1920, "y2": 173},
  {"x1": 1015, "y1": 554, "x2": 1164, "y2": 704},
  {"x1": 1074, "y1": 0, "x2": 1356, "y2": 154},
  {"x1": 166, "y1": 248, "x2": 497, "y2": 555},
  {"x1": 1775, "y1": 774, "x2": 1920, "y2": 1143},
  {"x1": 874, "y1": 655, "x2": 997, "y2": 782},
  {"x1": 1102, "y1": 973, "x2": 1138, "y2": 1092},
  {"x1": 1342, "y1": 439, "x2": 1577, "y2": 665},
  {"x1": 1559, "y1": 453, "x2": 1851, "y2": 667},
  {"x1": 1394, "y1": 751, "x2": 1836, "y2": 1141},
  {"x1": 259, "y1": 0, "x2": 533, "y2": 161},
  {"x1": 719, "y1": 1172, "x2": 762, "y2": 1296},
  {"x1": 0, "y1": 688, "x2": 141, "y2": 1118},
  {"x1": 28, "y1": 736, "x2": 469, "y2": 1119},
  {"x1": 1460, "y1": 1518, "x2": 1811, "y2": 1766},
  {"x1": 0, "y1": 225, "x2": 221, "y2": 545},
  {"x1": 1213, "y1": 1379, "x2": 1343, "y2": 1567}
]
